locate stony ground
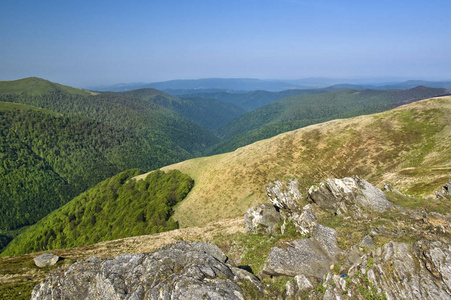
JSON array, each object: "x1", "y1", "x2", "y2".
[{"x1": 0, "y1": 218, "x2": 244, "y2": 300}]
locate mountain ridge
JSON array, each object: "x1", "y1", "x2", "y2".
[{"x1": 88, "y1": 77, "x2": 451, "y2": 92}]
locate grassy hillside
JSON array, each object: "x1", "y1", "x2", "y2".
[
  {"x1": 209, "y1": 86, "x2": 450, "y2": 154},
  {"x1": 122, "y1": 88, "x2": 246, "y2": 131},
  {"x1": 130, "y1": 96, "x2": 451, "y2": 227},
  {"x1": 1, "y1": 169, "x2": 193, "y2": 256}
]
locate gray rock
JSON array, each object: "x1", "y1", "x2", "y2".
[
  {"x1": 341, "y1": 245, "x2": 362, "y2": 273},
  {"x1": 323, "y1": 240, "x2": 451, "y2": 299},
  {"x1": 262, "y1": 225, "x2": 341, "y2": 279},
  {"x1": 263, "y1": 238, "x2": 333, "y2": 278},
  {"x1": 359, "y1": 235, "x2": 376, "y2": 249},
  {"x1": 285, "y1": 280, "x2": 297, "y2": 298},
  {"x1": 312, "y1": 224, "x2": 342, "y2": 260},
  {"x1": 244, "y1": 203, "x2": 281, "y2": 234},
  {"x1": 290, "y1": 204, "x2": 317, "y2": 236},
  {"x1": 33, "y1": 253, "x2": 59, "y2": 268},
  {"x1": 31, "y1": 241, "x2": 260, "y2": 300},
  {"x1": 266, "y1": 179, "x2": 302, "y2": 212},
  {"x1": 308, "y1": 175, "x2": 393, "y2": 214},
  {"x1": 294, "y1": 274, "x2": 313, "y2": 291},
  {"x1": 323, "y1": 273, "x2": 348, "y2": 299}
]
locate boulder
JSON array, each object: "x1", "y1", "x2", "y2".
[
  {"x1": 262, "y1": 225, "x2": 341, "y2": 279},
  {"x1": 266, "y1": 179, "x2": 302, "y2": 212},
  {"x1": 244, "y1": 203, "x2": 281, "y2": 234},
  {"x1": 31, "y1": 241, "x2": 262, "y2": 300},
  {"x1": 359, "y1": 235, "x2": 376, "y2": 249},
  {"x1": 308, "y1": 175, "x2": 393, "y2": 214},
  {"x1": 312, "y1": 224, "x2": 342, "y2": 260},
  {"x1": 33, "y1": 253, "x2": 59, "y2": 268},
  {"x1": 262, "y1": 238, "x2": 334, "y2": 278}
]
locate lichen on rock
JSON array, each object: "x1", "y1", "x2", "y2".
[{"x1": 31, "y1": 241, "x2": 262, "y2": 300}]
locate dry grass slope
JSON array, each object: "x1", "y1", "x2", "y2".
[{"x1": 134, "y1": 96, "x2": 451, "y2": 227}]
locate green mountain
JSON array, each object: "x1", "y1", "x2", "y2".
[
  {"x1": 208, "y1": 86, "x2": 450, "y2": 154},
  {"x1": 0, "y1": 77, "x2": 219, "y2": 157},
  {"x1": 1, "y1": 169, "x2": 193, "y2": 256},
  {"x1": 172, "y1": 88, "x2": 336, "y2": 111},
  {"x1": 121, "y1": 88, "x2": 246, "y2": 131},
  {"x1": 0, "y1": 77, "x2": 92, "y2": 96},
  {"x1": 0, "y1": 102, "x2": 179, "y2": 239},
  {"x1": 0, "y1": 78, "x2": 219, "y2": 249}
]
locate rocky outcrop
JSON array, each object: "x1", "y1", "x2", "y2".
[
  {"x1": 266, "y1": 179, "x2": 302, "y2": 212},
  {"x1": 289, "y1": 204, "x2": 318, "y2": 236},
  {"x1": 262, "y1": 224, "x2": 342, "y2": 279},
  {"x1": 244, "y1": 203, "x2": 281, "y2": 234},
  {"x1": 266, "y1": 179, "x2": 319, "y2": 236},
  {"x1": 323, "y1": 240, "x2": 451, "y2": 299},
  {"x1": 31, "y1": 241, "x2": 262, "y2": 300},
  {"x1": 308, "y1": 175, "x2": 393, "y2": 216},
  {"x1": 33, "y1": 253, "x2": 59, "y2": 268}
]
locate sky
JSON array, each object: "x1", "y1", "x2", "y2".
[{"x1": 1, "y1": 0, "x2": 451, "y2": 87}]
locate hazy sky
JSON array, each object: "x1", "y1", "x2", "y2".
[{"x1": 1, "y1": 0, "x2": 450, "y2": 87}]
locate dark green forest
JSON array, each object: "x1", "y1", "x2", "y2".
[
  {"x1": 122, "y1": 88, "x2": 246, "y2": 131},
  {"x1": 1, "y1": 90, "x2": 219, "y2": 157},
  {"x1": 172, "y1": 88, "x2": 335, "y2": 111},
  {"x1": 1, "y1": 169, "x2": 193, "y2": 256},
  {"x1": 0, "y1": 104, "x2": 178, "y2": 244}
]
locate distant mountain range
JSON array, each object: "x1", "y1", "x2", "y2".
[{"x1": 89, "y1": 78, "x2": 451, "y2": 92}]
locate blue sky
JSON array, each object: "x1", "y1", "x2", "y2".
[{"x1": 1, "y1": 0, "x2": 450, "y2": 87}]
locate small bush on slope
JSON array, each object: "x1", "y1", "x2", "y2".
[{"x1": 1, "y1": 169, "x2": 194, "y2": 256}]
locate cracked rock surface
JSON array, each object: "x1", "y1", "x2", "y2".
[{"x1": 31, "y1": 241, "x2": 262, "y2": 300}]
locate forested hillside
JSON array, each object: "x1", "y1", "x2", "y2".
[
  {"x1": 122, "y1": 88, "x2": 246, "y2": 131},
  {"x1": 0, "y1": 79, "x2": 219, "y2": 157},
  {"x1": 208, "y1": 86, "x2": 450, "y2": 154},
  {"x1": 0, "y1": 78, "x2": 218, "y2": 251},
  {"x1": 2, "y1": 169, "x2": 193, "y2": 256},
  {"x1": 172, "y1": 88, "x2": 335, "y2": 111},
  {"x1": 0, "y1": 102, "x2": 182, "y2": 249}
]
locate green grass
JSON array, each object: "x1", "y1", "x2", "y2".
[
  {"x1": 385, "y1": 191, "x2": 451, "y2": 214},
  {"x1": 0, "y1": 254, "x2": 72, "y2": 300}
]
